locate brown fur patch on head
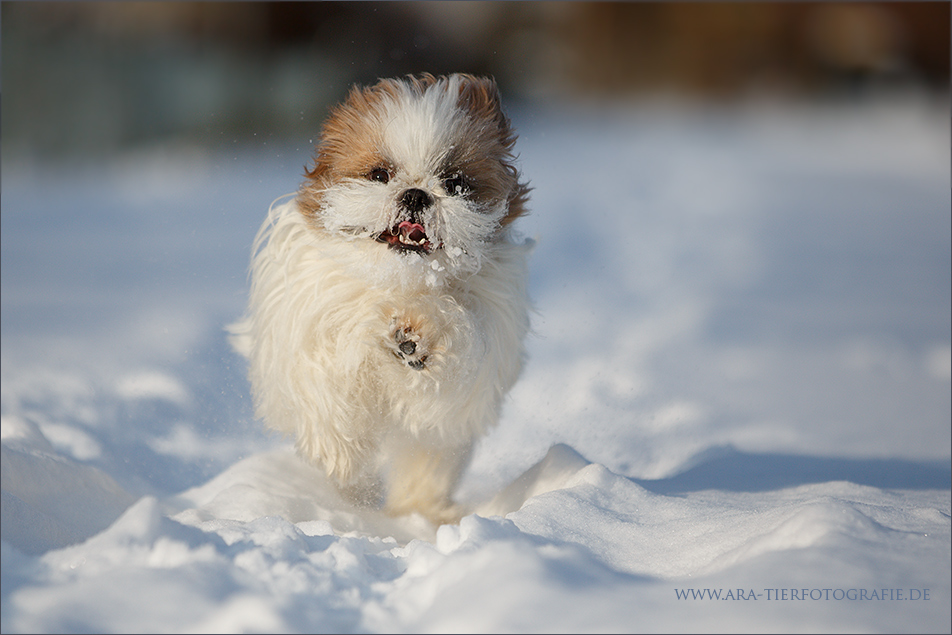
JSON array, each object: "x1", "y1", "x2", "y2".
[
  {"x1": 297, "y1": 82, "x2": 392, "y2": 220},
  {"x1": 298, "y1": 74, "x2": 529, "y2": 227}
]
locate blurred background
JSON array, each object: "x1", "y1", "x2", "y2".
[{"x1": 3, "y1": 1, "x2": 949, "y2": 162}]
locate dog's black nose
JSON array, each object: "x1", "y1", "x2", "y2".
[{"x1": 401, "y1": 188, "x2": 433, "y2": 214}]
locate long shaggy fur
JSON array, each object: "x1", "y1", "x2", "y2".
[{"x1": 229, "y1": 74, "x2": 532, "y2": 524}]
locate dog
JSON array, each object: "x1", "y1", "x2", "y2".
[{"x1": 229, "y1": 74, "x2": 532, "y2": 525}]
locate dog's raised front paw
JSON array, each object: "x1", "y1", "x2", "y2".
[{"x1": 391, "y1": 324, "x2": 428, "y2": 370}]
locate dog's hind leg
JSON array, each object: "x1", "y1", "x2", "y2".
[{"x1": 383, "y1": 437, "x2": 472, "y2": 525}]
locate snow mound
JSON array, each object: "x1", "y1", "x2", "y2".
[{"x1": 1, "y1": 416, "x2": 136, "y2": 555}]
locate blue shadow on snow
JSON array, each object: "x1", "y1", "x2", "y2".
[{"x1": 632, "y1": 447, "x2": 951, "y2": 494}]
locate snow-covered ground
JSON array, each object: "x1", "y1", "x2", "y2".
[{"x1": 2, "y1": 93, "x2": 950, "y2": 633}]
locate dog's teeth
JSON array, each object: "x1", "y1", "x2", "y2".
[{"x1": 399, "y1": 234, "x2": 425, "y2": 246}]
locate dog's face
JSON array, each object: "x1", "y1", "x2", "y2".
[{"x1": 298, "y1": 74, "x2": 528, "y2": 278}]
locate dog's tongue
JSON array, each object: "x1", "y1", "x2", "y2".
[{"x1": 398, "y1": 221, "x2": 427, "y2": 244}]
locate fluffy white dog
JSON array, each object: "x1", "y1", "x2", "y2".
[{"x1": 229, "y1": 74, "x2": 532, "y2": 524}]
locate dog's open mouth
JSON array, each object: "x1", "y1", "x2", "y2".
[{"x1": 375, "y1": 221, "x2": 435, "y2": 254}]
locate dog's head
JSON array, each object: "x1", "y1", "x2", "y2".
[{"x1": 298, "y1": 74, "x2": 529, "y2": 277}]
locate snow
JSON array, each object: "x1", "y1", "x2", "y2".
[{"x1": 2, "y1": 94, "x2": 950, "y2": 633}]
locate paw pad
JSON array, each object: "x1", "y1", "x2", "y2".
[{"x1": 393, "y1": 326, "x2": 428, "y2": 371}]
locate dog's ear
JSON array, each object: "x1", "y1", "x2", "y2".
[
  {"x1": 299, "y1": 150, "x2": 332, "y2": 220},
  {"x1": 454, "y1": 75, "x2": 529, "y2": 225},
  {"x1": 455, "y1": 75, "x2": 508, "y2": 131}
]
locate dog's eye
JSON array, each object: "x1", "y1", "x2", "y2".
[
  {"x1": 443, "y1": 173, "x2": 469, "y2": 196},
  {"x1": 368, "y1": 167, "x2": 391, "y2": 184}
]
